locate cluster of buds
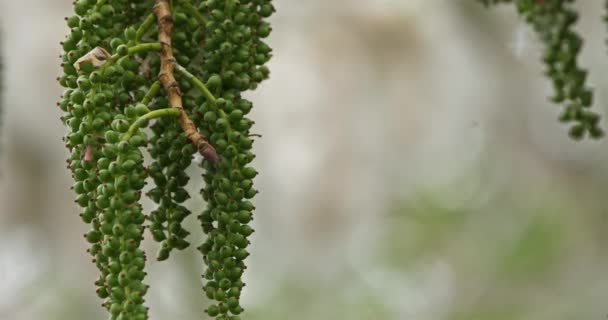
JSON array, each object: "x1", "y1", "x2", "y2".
[
  {"x1": 59, "y1": 1, "x2": 272, "y2": 319},
  {"x1": 479, "y1": 0, "x2": 603, "y2": 139}
]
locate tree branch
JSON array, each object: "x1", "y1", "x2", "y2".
[{"x1": 153, "y1": 0, "x2": 219, "y2": 163}]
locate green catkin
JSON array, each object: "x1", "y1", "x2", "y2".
[
  {"x1": 181, "y1": 0, "x2": 272, "y2": 318},
  {"x1": 147, "y1": 116, "x2": 196, "y2": 261},
  {"x1": 61, "y1": 0, "x2": 269, "y2": 319},
  {"x1": 479, "y1": 0, "x2": 604, "y2": 139},
  {"x1": 61, "y1": 1, "x2": 157, "y2": 319}
]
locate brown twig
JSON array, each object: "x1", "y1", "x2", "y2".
[{"x1": 153, "y1": 0, "x2": 219, "y2": 163}]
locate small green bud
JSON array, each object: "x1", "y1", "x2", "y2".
[
  {"x1": 568, "y1": 124, "x2": 585, "y2": 140},
  {"x1": 134, "y1": 103, "x2": 150, "y2": 116},
  {"x1": 85, "y1": 230, "x2": 101, "y2": 243},
  {"x1": 99, "y1": 4, "x2": 114, "y2": 16},
  {"x1": 117, "y1": 44, "x2": 129, "y2": 56},
  {"x1": 125, "y1": 26, "x2": 137, "y2": 40},
  {"x1": 207, "y1": 305, "x2": 220, "y2": 317},
  {"x1": 242, "y1": 167, "x2": 258, "y2": 179}
]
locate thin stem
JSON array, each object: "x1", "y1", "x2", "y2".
[
  {"x1": 175, "y1": 64, "x2": 216, "y2": 104},
  {"x1": 94, "y1": 0, "x2": 106, "y2": 11},
  {"x1": 177, "y1": 0, "x2": 207, "y2": 27},
  {"x1": 136, "y1": 13, "x2": 156, "y2": 43},
  {"x1": 128, "y1": 42, "x2": 162, "y2": 55},
  {"x1": 175, "y1": 64, "x2": 234, "y2": 137},
  {"x1": 100, "y1": 42, "x2": 161, "y2": 73},
  {"x1": 122, "y1": 108, "x2": 181, "y2": 142},
  {"x1": 142, "y1": 81, "x2": 162, "y2": 105}
]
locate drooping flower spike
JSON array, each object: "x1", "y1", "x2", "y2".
[
  {"x1": 59, "y1": 1, "x2": 272, "y2": 319},
  {"x1": 479, "y1": 0, "x2": 603, "y2": 139}
]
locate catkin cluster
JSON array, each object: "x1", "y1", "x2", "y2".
[
  {"x1": 193, "y1": 0, "x2": 272, "y2": 318},
  {"x1": 58, "y1": 1, "x2": 272, "y2": 319},
  {"x1": 479, "y1": 0, "x2": 604, "y2": 139}
]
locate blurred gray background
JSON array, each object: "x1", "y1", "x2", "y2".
[{"x1": 2, "y1": 1, "x2": 608, "y2": 319}]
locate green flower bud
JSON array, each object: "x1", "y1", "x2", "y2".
[
  {"x1": 85, "y1": 230, "x2": 101, "y2": 243},
  {"x1": 257, "y1": 22, "x2": 271, "y2": 38},
  {"x1": 116, "y1": 44, "x2": 129, "y2": 56},
  {"x1": 124, "y1": 26, "x2": 137, "y2": 40},
  {"x1": 241, "y1": 167, "x2": 257, "y2": 179},
  {"x1": 207, "y1": 305, "x2": 220, "y2": 317},
  {"x1": 99, "y1": 4, "x2": 114, "y2": 16}
]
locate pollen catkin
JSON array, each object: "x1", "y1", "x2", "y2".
[
  {"x1": 147, "y1": 115, "x2": 196, "y2": 261},
  {"x1": 187, "y1": 1, "x2": 272, "y2": 318},
  {"x1": 60, "y1": 1, "x2": 270, "y2": 319},
  {"x1": 60, "y1": 1, "x2": 156, "y2": 319},
  {"x1": 479, "y1": 0, "x2": 604, "y2": 139}
]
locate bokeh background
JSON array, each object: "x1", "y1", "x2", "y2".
[{"x1": 2, "y1": 1, "x2": 608, "y2": 319}]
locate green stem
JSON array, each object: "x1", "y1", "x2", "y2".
[
  {"x1": 127, "y1": 42, "x2": 162, "y2": 56},
  {"x1": 101, "y1": 42, "x2": 162, "y2": 73},
  {"x1": 122, "y1": 108, "x2": 181, "y2": 141},
  {"x1": 175, "y1": 64, "x2": 234, "y2": 137},
  {"x1": 177, "y1": 0, "x2": 207, "y2": 27},
  {"x1": 136, "y1": 13, "x2": 156, "y2": 43},
  {"x1": 94, "y1": 0, "x2": 106, "y2": 11},
  {"x1": 175, "y1": 64, "x2": 217, "y2": 104},
  {"x1": 142, "y1": 81, "x2": 162, "y2": 105}
]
